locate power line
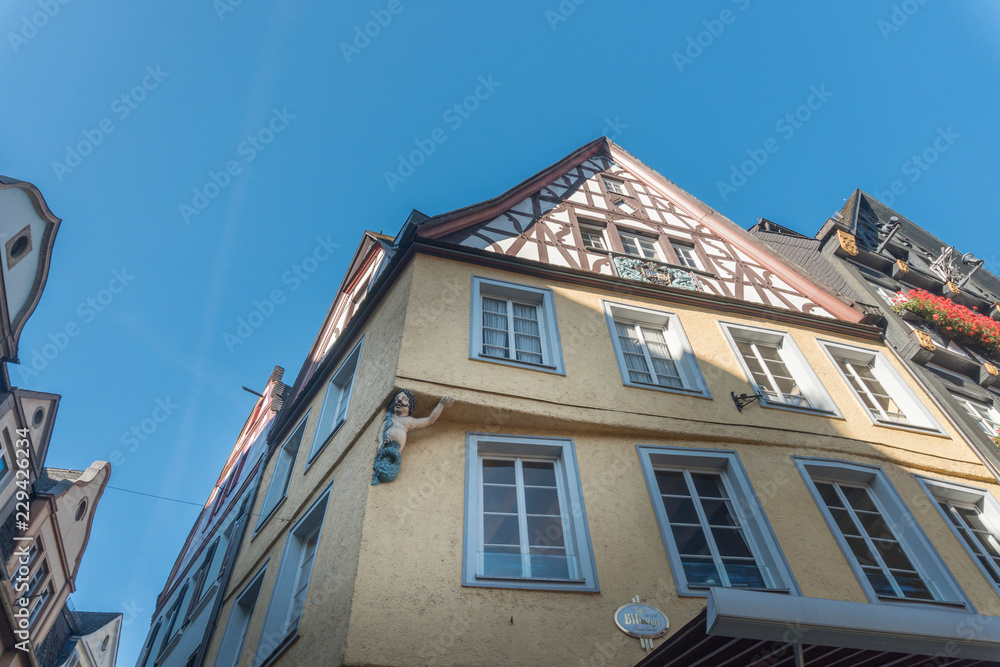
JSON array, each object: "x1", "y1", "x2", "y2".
[{"x1": 106, "y1": 485, "x2": 203, "y2": 507}]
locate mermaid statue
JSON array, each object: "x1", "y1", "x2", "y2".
[{"x1": 371, "y1": 389, "x2": 454, "y2": 485}]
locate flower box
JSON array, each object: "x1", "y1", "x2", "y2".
[{"x1": 891, "y1": 289, "x2": 1000, "y2": 362}]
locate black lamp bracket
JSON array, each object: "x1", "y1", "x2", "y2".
[{"x1": 731, "y1": 391, "x2": 764, "y2": 412}]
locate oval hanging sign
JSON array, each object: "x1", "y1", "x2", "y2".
[{"x1": 614, "y1": 603, "x2": 669, "y2": 639}]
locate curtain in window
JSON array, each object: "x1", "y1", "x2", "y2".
[
  {"x1": 615, "y1": 322, "x2": 653, "y2": 383},
  {"x1": 482, "y1": 297, "x2": 510, "y2": 358},
  {"x1": 512, "y1": 303, "x2": 542, "y2": 364},
  {"x1": 641, "y1": 326, "x2": 682, "y2": 388}
]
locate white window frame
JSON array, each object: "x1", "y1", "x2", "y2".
[
  {"x1": 671, "y1": 242, "x2": 702, "y2": 270},
  {"x1": 637, "y1": 445, "x2": 798, "y2": 597},
  {"x1": 0, "y1": 447, "x2": 9, "y2": 485},
  {"x1": 255, "y1": 413, "x2": 309, "y2": 532},
  {"x1": 462, "y1": 433, "x2": 598, "y2": 592},
  {"x1": 578, "y1": 222, "x2": 608, "y2": 251},
  {"x1": 308, "y1": 339, "x2": 363, "y2": 462},
  {"x1": 603, "y1": 302, "x2": 710, "y2": 397},
  {"x1": 214, "y1": 563, "x2": 268, "y2": 667},
  {"x1": 618, "y1": 231, "x2": 660, "y2": 260},
  {"x1": 254, "y1": 483, "x2": 332, "y2": 666},
  {"x1": 28, "y1": 583, "x2": 52, "y2": 626},
  {"x1": 820, "y1": 340, "x2": 943, "y2": 433},
  {"x1": 720, "y1": 323, "x2": 839, "y2": 415},
  {"x1": 956, "y1": 395, "x2": 1000, "y2": 440},
  {"x1": 470, "y1": 277, "x2": 564, "y2": 375},
  {"x1": 795, "y1": 457, "x2": 971, "y2": 609},
  {"x1": 916, "y1": 476, "x2": 1000, "y2": 599},
  {"x1": 603, "y1": 176, "x2": 627, "y2": 195},
  {"x1": 186, "y1": 539, "x2": 219, "y2": 620}
]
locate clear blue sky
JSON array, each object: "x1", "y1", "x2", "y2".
[{"x1": 2, "y1": 1, "x2": 998, "y2": 663}]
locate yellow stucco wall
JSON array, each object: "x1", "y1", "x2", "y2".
[{"x1": 216, "y1": 251, "x2": 1000, "y2": 667}]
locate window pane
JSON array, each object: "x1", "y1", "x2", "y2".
[
  {"x1": 671, "y1": 525, "x2": 710, "y2": 555},
  {"x1": 483, "y1": 485, "x2": 518, "y2": 514},
  {"x1": 841, "y1": 486, "x2": 878, "y2": 513},
  {"x1": 483, "y1": 515, "x2": 520, "y2": 546},
  {"x1": 894, "y1": 573, "x2": 933, "y2": 600},
  {"x1": 661, "y1": 496, "x2": 698, "y2": 524},
  {"x1": 711, "y1": 527, "x2": 754, "y2": 558},
  {"x1": 521, "y1": 461, "x2": 556, "y2": 487},
  {"x1": 723, "y1": 561, "x2": 766, "y2": 588},
  {"x1": 691, "y1": 473, "x2": 726, "y2": 499},
  {"x1": 875, "y1": 540, "x2": 916, "y2": 571},
  {"x1": 682, "y1": 558, "x2": 721, "y2": 586},
  {"x1": 527, "y1": 517, "x2": 565, "y2": 547},
  {"x1": 815, "y1": 482, "x2": 843, "y2": 508},
  {"x1": 701, "y1": 499, "x2": 737, "y2": 526},
  {"x1": 846, "y1": 536, "x2": 877, "y2": 566},
  {"x1": 483, "y1": 460, "x2": 515, "y2": 484},
  {"x1": 621, "y1": 235, "x2": 639, "y2": 256},
  {"x1": 864, "y1": 568, "x2": 896, "y2": 596},
  {"x1": 529, "y1": 550, "x2": 570, "y2": 579},
  {"x1": 524, "y1": 487, "x2": 560, "y2": 516},
  {"x1": 482, "y1": 547, "x2": 522, "y2": 578},
  {"x1": 655, "y1": 470, "x2": 688, "y2": 496},
  {"x1": 855, "y1": 511, "x2": 893, "y2": 540}
]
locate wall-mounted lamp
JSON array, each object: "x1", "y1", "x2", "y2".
[{"x1": 731, "y1": 391, "x2": 764, "y2": 412}]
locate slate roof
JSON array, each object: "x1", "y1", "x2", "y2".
[
  {"x1": 836, "y1": 190, "x2": 1000, "y2": 302},
  {"x1": 748, "y1": 219, "x2": 865, "y2": 303}
]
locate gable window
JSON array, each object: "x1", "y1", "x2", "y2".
[
  {"x1": 671, "y1": 243, "x2": 701, "y2": 270},
  {"x1": 721, "y1": 324, "x2": 837, "y2": 414},
  {"x1": 187, "y1": 540, "x2": 219, "y2": 618},
  {"x1": 470, "y1": 277, "x2": 564, "y2": 374},
  {"x1": 255, "y1": 485, "x2": 331, "y2": 666},
  {"x1": 579, "y1": 223, "x2": 607, "y2": 251},
  {"x1": 821, "y1": 341, "x2": 942, "y2": 432},
  {"x1": 619, "y1": 232, "x2": 659, "y2": 260},
  {"x1": 215, "y1": 565, "x2": 267, "y2": 667},
  {"x1": 308, "y1": 340, "x2": 362, "y2": 461},
  {"x1": 604, "y1": 302, "x2": 709, "y2": 396},
  {"x1": 637, "y1": 446, "x2": 797, "y2": 596},
  {"x1": 796, "y1": 458, "x2": 969, "y2": 607},
  {"x1": 463, "y1": 434, "x2": 598, "y2": 592},
  {"x1": 256, "y1": 414, "x2": 309, "y2": 531},
  {"x1": 26, "y1": 560, "x2": 48, "y2": 598},
  {"x1": 957, "y1": 396, "x2": 1000, "y2": 439},
  {"x1": 603, "y1": 177, "x2": 627, "y2": 195}
]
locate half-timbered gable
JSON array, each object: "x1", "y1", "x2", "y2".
[{"x1": 419, "y1": 138, "x2": 860, "y2": 321}]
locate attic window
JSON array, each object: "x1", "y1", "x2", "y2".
[
  {"x1": 5, "y1": 225, "x2": 31, "y2": 270},
  {"x1": 603, "y1": 177, "x2": 627, "y2": 195},
  {"x1": 101, "y1": 635, "x2": 110, "y2": 651},
  {"x1": 32, "y1": 407, "x2": 43, "y2": 427},
  {"x1": 75, "y1": 499, "x2": 87, "y2": 521}
]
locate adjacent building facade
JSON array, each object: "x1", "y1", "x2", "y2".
[
  {"x1": 172, "y1": 139, "x2": 1000, "y2": 666},
  {"x1": 134, "y1": 369, "x2": 288, "y2": 667},
  {"x1": 0, "y1": 177, "x2": 116, "y2": 667}
]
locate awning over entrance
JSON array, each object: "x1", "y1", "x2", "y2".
[{"x1": 637, "y1": 588, "x2": 1000, "y2": 667}]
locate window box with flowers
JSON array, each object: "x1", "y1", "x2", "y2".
[{"x1": 890, "y1": 289, "x2": 1000, "y2": 363}]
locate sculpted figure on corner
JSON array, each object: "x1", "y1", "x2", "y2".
[{"x1": 372, "y1": 389, "x2": 454, "y2": 485}]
